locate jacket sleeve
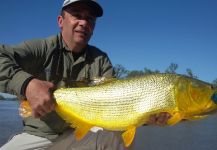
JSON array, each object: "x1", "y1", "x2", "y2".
[{"x1": 0, "y1": 42, "x2": 45, "y2": 98}]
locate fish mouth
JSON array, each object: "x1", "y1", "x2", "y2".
[
  {"x1": 199, "y1": 92, "x2": 217, "y2": 116},
  {"x1": 211, "y1": 92, "x2": 217, "y2": 104},
  {"x1": 200, "y1": 109, "x2": 217, "y2": 116}
]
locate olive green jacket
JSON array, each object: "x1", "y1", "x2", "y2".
[{"x1": 0, "y1": 34, "x2": 115, "y2": 140}]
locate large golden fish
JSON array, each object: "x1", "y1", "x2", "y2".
[{"x1": 20, "y1": 73, "x2": 217, "y2": 147}]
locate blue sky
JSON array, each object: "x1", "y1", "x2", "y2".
[{"x1": 0, "y1": 0, "x2": 217, "y2": 83}]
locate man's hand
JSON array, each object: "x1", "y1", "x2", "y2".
[
  {"x1": 25, "y1": 78, "x2": 56, "y2": 118},
  {"x1": 147, "y1": 112, "x2": 171, "y2": 126}
]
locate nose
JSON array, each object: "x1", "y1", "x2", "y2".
[
  {"x1": 79, "y1": 19, "x2": 89, "y2": 26},
  {"x1": 211, "y1": 92, "x2": 217, "y2": 104},
  {"x1": 78, "y1": 19, "x2": 94, "y2": 32}
]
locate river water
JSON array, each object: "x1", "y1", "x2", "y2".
[
  {"x1": 0, "y1": 100, "x2": 217, "y2": 150},
  {"x1": 0, "y1": 100, "x2": 22, "y2": 147}
]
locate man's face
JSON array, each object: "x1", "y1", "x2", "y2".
[{"x1": 58, "y1": 3, "x2": 96, "y2": 48}]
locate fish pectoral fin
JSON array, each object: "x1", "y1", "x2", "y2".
[
  {"x1": 167, "y1": 112, "x2": 183, "y2": 125},
  {"x1": 122, "y1": 126, "x2": 136, "y2": 147},
  {"x1": 74, "y1": 124, "x2": 93, "y2": 141}
]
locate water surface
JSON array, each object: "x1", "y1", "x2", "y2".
[{"x1": 0, "y1": 100, "x2": 22, "y2": 146}]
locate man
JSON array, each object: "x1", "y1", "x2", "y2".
[{"x1": 0, "y1": 0, "x2": 170, "y2": 149}]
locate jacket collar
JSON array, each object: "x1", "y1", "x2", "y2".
[{"x1": 58, "y1": 33, "x2": 90, "y2": 62}]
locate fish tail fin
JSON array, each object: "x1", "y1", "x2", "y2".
[
  {"x1": 19, "y1": 100, "x2": 32, "y2": 117},
  {"x1": 122, "y1": 126, "x2": 136, "y2": 147}
]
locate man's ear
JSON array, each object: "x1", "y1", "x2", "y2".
[{"x1": 57, "y1": 15, "x2": 63, "y2": 28}]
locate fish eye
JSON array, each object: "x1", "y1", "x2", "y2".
[{"x1": 211, "y1": 92, "x2": 217, "y2": 104}]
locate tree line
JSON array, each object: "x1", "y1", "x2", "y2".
[{"x1": 114, "y1": 63, "x2": 217, "y2": 87}]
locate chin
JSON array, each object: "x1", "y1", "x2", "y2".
[{"x1": 76, "y1": 39, "x2": 89, "y2": 45}]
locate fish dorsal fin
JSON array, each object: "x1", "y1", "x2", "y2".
[
  {"x1": 89, "y1": 77, "x2": 117, "y2": 86},
  {"x1": 122, "y1": 126, "x2": 136, "y2": 147}
]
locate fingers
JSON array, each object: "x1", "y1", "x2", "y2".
[
  {"x1": 25, "y1": 78, "x2": 57, "y2": 118},
  {"x1": 33, "y1": 95, "x2": 56, "y2": 118},
  {"x1": 157, "y1": 112, "x2": 171, "y2": 125},
  {"x1": 147, "y1": 112, "x2": 171, "y2": 126},
  {"x1": 33, "y1": 108, "x2": 46, "y2": 118},
  {"x1": 147, "y1": 114, "x2": 157, "y2": 125}
]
